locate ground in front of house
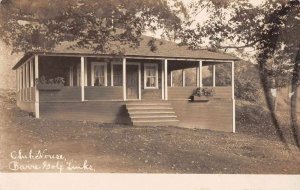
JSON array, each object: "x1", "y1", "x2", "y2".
[{"x1": 0, "y1": 89, "x2": 300, "y2": 174}]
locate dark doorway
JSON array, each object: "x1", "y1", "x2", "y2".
[{"x1": 126, "y1": 65, "x2": 139, "y2": 99}]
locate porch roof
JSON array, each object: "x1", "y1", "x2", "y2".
[{"x1": 13, "y1": 35, "x2": 238, "y2": 70}]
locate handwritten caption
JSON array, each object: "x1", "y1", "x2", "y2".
[{"x1": 9, "y1": 149, "x2": 95, "y2": 172}]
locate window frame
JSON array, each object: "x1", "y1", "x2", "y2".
[
  {"x1": 91, "y1": 62, "x2": 107, "y2": 87},
  {"x1": 144, "y1": 63, "x2": 158, "y2": 89},
  {"x1": 111, "y1": 61, "x2": 123, "y2": 87}
]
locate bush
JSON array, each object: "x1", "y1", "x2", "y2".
[{"x1": 235, "y1": 79, "x2": 260, "y2": 102}]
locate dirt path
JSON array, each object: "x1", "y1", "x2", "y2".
[{"x1": 0, "y1": 91, "x2": 300, "y2": 173}]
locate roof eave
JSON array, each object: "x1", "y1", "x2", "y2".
[
  {"x1": 12, "y1": 51, "x2": 239, "y2": 70},
  {"x1": 12, "y1": 53, "x2": 34, "y2": 70}
]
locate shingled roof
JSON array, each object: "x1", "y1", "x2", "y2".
[{"x1": 13, "y1": 35, "x2": 238, "y2": 70}]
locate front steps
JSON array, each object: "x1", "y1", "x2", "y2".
[{"x1": 125, "y1": 101, "x2": 179, "y2": 126}]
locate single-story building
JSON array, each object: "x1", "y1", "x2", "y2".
[{"x1": 12, "y1": 36, "x2": 238, "y2": 132}]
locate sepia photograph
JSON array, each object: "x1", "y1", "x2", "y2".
[{"x1": 0, "y1": 0, "x2": 299, "y2": 189}]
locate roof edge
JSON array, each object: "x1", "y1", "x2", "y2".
[
  {"x1": 12, "y1": 51, "x2": 240, "y2": 70},
  {"x1": 12, "y1": 53, "x2": 33, "y2": 70}
]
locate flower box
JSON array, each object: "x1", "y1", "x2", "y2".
[
  {"x1": 192, "y1": 95, "x2": 211, "y2": 102},
  {"x1": 191, "y1": 87, "x2": 215, "y2": 102},
  {"x1": 36, "y1": 83, "x2": 64, "y2": 91}
]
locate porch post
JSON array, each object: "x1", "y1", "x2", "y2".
[
  {"x1": 138, "y1": 63, "x2": 141, "y2": 100},
  {"x1": 84, "y1": 58, "x2": 87, "y2": 86},
  {"x1": 69, "y1": 66, "x2": 74, "y2": 87},
  {"x1": 123, "y1": 58, "x2": 126, "y2": 101},
  {"x1": 20, "y1": 67, "x2": 22, "y2": 101},
  {"x1": 199, "y1": 60, "x2": 203, "y2": 87},
  {"x1": 182, "y1": 69, "x2": 185, "y2": 87},
  {"x1": 34, "y1": 55, "x2": 39, "y2": 118},
  {"x1": 25, "y1": 62, "x2": 27, "y2": 101},
  {"x1": 81, "y1": 57, "x2": 85, "y2": 101},
  {"x1": 28, "y1": 60, "x2": 32, "y2": 101},
  {"x1": 212, "y1": 64, "x2": 216, "y2": 87},
  {"x1": 17, "y1": 69, "x2": 20, "y2": 101},
  {"x1": 196, "y1": 65, "x2": 199, "y2": 87},
  {"x1": 231, "y1": 61, "x2": 235, "y2": 133},
  {"x1": 23, "y1": 65, "x2": 26, "y2": 101},
  {"x1": 30, "y1": 59, "x2": 34, "y2": 87},
  {"x1": 170, "y1": 71, "x2": 173, "y2": 87},
  {"x1": 161, "y1": 61, "x2": 165, "y2": 99},
  {"x1": 27, "y1": 61, "x2": 30, "y2": 100},
  {"x1": 164, "y1": 59, "x2": 168, "y2": 100},
  {"x1": 16, "y1": 69, "x2": 18, "y2": 92}
]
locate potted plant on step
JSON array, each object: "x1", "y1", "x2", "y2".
[
  {"x1": 36, "y1": 76, "x2": 65, "y2": 91},
  {"x1": 192, "y1": 87, "x2": 215, "y2": 102}
]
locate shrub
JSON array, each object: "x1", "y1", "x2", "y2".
[{"x1": 235, "y1": 79, "x2": 260, "y2": 102}]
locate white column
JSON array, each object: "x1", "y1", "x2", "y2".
[
  {"x1": 20, "y1": 67, "x2": 23, "y2": 101},
  {"x1": 23, "y1": 66, "x2": 26, "y2": 101},
  {"x1": 84, "y1": 58, "x2": 87, "y2": 86},
  {"x1": 69, "y1": 66, "x2": 74, "y2": 87},
  {"x1": 199, "y1": 61, "x2": 203, "y2": 88},
  {"x1": 17, "y1": 69, "x2": 19, "y2": 101},
  {"x1": 164, "y1": 59, "x2": 168, "y2": 100},
  {"x1": 30, "y1": 59, "x2": 34, "y2": 87},
  {"x1": 161, "y1": 61, "x2": 165, "y2": 99},
  {"x1": 16, "y1": 69, "x2": 19, "y2": 103},
  {"x1": 138, "y1": 64, "x2": 141, "y2": 100},
  {"x1": 19, "y1": 68, "x2": 22, "y2": 101},
  {"x1": 34, "y1": 55, "x2": 39, "y2": 118},
  {"x1": 170, "y1": 71, "x2": 173, "y2": 87},
  {"x1": 27, "y1": 61, "x2": 30, "y2": 100},
  {"x1": 27, "y1": 61, "x2": 30, "y2": 88},
  {"x1": 77, "y1": 63, "x2": 80, "y2": 86},
  {"x1": 196, "y1": 66, "x2": 199, "y2": 87},
  {"x1": 231, "y1": 61, "x2": 235, "y2": 133},
  {"x1": 111, "y1": 63, "x2": 114, "y2": 87},
  {"x1": 28, "y1": 59, "x2": 33, "y2": 101},
  {"x1": 231, "y1": 61, "x2": 235, "y2": 100},
  {"x1": 182, "y1": 69, "x2": 185, "y2": 87},
  {"x1": 16, "y1": 69, "x2": 18, "y2": 91},
  {"x1": 81, "y1": 57, "x2": 85, "y2": 101},
  {"x1": 212, "y1": 64, "x2": 216, "y2": 87},
  {"x1": 122, "y1": 58, "x2": 126, "y2": 101}
]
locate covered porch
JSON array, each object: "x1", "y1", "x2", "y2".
[
  {"x1": 17, "y1": 55, "x2": 234, "y2": 102},
  {"x1": 15, "y1": 54, "x2": 236, "y2": 132}
]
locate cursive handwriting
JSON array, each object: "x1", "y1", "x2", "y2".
[{"x1": 10, "y1": 149, "x2": 65, "y2": 160}]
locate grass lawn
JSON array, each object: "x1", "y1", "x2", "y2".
[{"x1": 0, "y1": 89, "x2": 299, "y2": 173}]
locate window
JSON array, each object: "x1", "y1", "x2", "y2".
[
  {"x1": 91, "y1": 62, "x2": 107, "y2": 86},
  {"x1": 144, "y1": 63, "x2": 158, "y2": 89},
  {"x1": 111, "y1": 63, "x2": 123, "y2": 86}
]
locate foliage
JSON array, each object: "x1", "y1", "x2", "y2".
[
  {"x1": 193, "y1": 87, "x2": 215, "y2": 97},
  {"x1": 179, "y1": 0, "x2": 300, "y2": 147},
  {"x1": 234, "y1": 61, "x2": 261, "y2": 102},
  {"x1": 0, "y1": 0, "x2": 187, "y2": 54},
  {"x1": 179, "y1": 0, "x2": 300, "y2": 87},
  {"x1": 36, "y1": 76, "x2": 65, "y2": 85},
  {"x1": 235, "y1": 79, "x2": 259, "y2": 102}
]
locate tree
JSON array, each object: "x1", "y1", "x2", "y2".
[
  {"x1": 179, "y1": 0, "x2": 300, "y2": 148},
  {"x1": 0, "y1": 0, "x2": 187, "y2": 53}
]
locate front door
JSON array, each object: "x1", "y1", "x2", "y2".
[{"x1": 126, "y1": 65, "x2": 139, "y2": 99}]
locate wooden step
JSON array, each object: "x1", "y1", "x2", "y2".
[
  {"x1": 125, "y1": 101, "x2": 179, "y2": 126},
  {"x1": 126, "y1": 102, "x2": 171, "y2": 106},
  {"x1": 127, "y1": 106, "x2": 173, "y2": 110},
  {"x1": 132, "y1": 119, "x2": 179, "y2": 126},
  {"x1": 132, "y1": 117, "x2": 178, "y2": 122},
  {"x1": 129, "y1": 111, "x2": 175, "y2": 114},
  {"x1": 131, "y1": 115, "x2": 177, "y2": 119},
  {"x1": 130, "y1": 113, "x2": 176, "y2": 118}
]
